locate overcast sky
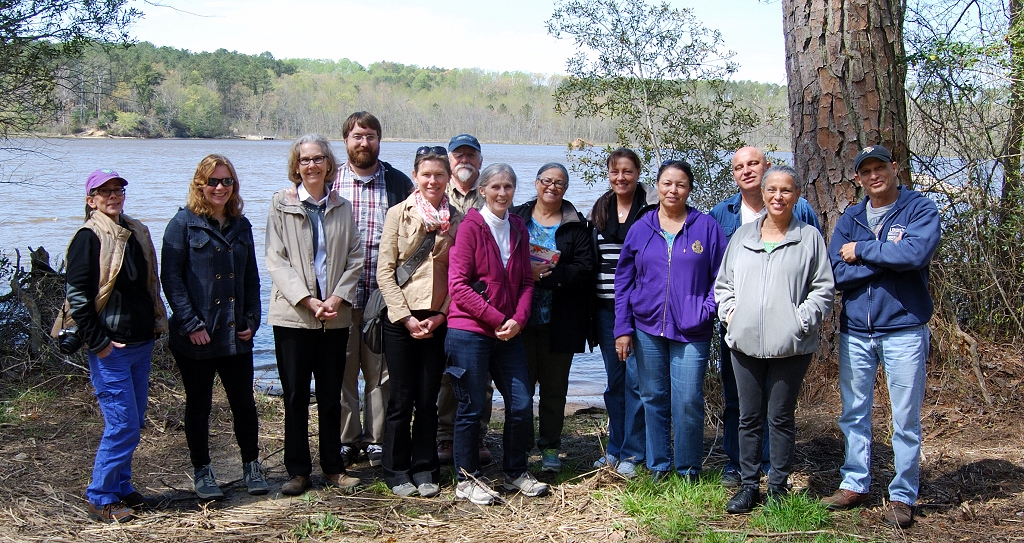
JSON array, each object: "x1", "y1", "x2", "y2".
[{"x1": 128, "y1": 0, "x2": 787, "y2": 83}]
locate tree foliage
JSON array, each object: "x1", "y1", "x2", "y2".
[
  {"x1": 0, "y1": 0, "x2": 139, "y2": 139},
  {"x1": 546, "y1": 0, "x2": 756, "y2": 208}
]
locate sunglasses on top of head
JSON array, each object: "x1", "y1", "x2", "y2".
[{"x1": 416, "y1": 146, "x2": 448, "y2": 156}]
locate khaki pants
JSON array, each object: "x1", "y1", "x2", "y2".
[{"x1": 340, "y1": 308, "x2": 389, "y2": 445}]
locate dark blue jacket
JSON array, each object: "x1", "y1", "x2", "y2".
[
  {"x1": 828, "y1": 187, "x2": 940, "y2": 335},
  {"x1": 614, "y1": 206, "x2": 727, "y2": 342},
  {"x1": 710, "y1": 193, "x2": 821, "y2": 239},
  {"x1": 161, "y1": 208, "x2": 261, "y2": 358}
]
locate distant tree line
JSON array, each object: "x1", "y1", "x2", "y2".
[{"x1": 44, "y1": 42, "x2": 790, "y2": 148}]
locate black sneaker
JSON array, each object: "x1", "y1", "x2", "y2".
[
  {"x1": 120, "y1": 491, "x2": 158, "y2": 510},
  {"x1": 765, "y1": 484, "x2": 789, "y2": 503},
  {"x1": 340, "y1": 444, "x2": 361, "y2": 467},
  {"x1": 720, "y1": 469, "x2": 741, "y2": 488},
  {"x1": 726, "y1": 486, "x2": 761, "y2": 514}
]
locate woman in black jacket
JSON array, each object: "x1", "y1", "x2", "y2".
[
  {"x1": 511, "y1": 162, "x2": 596, "y2": 472},
  {"x1": 161, "y1": 154, "x2": 266, "y2": 500}
]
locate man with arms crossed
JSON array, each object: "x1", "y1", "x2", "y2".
[
  {"x1": 436, "y1": 133, "x2": 493, "y2": 464},
  {"x1": 333, "y1": 111, "x2": 412, "y2": 467},
  {"x1": 822, "y1": 145, "x2": 940, "y2": 529},
  {"x1": 709, "y1": 146, "x2": 819, "y2": 487}
]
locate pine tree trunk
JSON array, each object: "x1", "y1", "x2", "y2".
[{"x1": 782, "y1": 0, "x2": 910, "y2": 369}]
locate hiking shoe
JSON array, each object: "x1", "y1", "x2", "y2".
[
  {"x1": 821, "y1": 489, "x2": 870, "y2": 511},
  {"x1": 883, "y1": 501, "x2": 914, "y2": 528},
  {"x1": 616, "y1": 460, "x2": 638, "y2": 479},
  {"x1": 726, "y1": 486, "x2": 762, "y2": 514},
  {"x1": 281, "y1": 475, "x2": 311, "y2": 496},
  {"x1": 391, "y1": 482, "x2": 418, "y2": 497},
  {"x1": 766, "y1": 484, "x2": 789, "y2": 504},
  {"x1": 341, "y1": 444, "x2": 360, "y2": 467},
  {"x1": 88, "y1": 501, "x2": 135, "y2": 523},
  {"x1": 437, "y1": 440, "x2": 454, "y2": 464},
  {"x1": 502, "y1": 472, "x2": 550, "y2": 497},
  {"x1": 120, "y1": 491, "x2": 156, "y2": 510},
  {"x1": 720, "y1": 469, "x2": 742, "y2": 488},
  {"x1": 366, "y1": 444, "x2": 383, "y2": 467},
  {"x1": 193, "y1": 464, "x2": 225, "y2": 500},
  {"x1": 456, "y1": 479, "x2": 498, "y2": 505},
  {"x1": 478, "y1": 438, "x2": 492, "y2": 465},
  {"x1": 417, "y1": 482, "x2": 441, "y2": 498},
  {"x1": 324, "y1": 472, "x2": 361, "y2": 491},
  {"x1": 541, "y1": 449, "x2": 562, "y2": 473},
  {"x1": 243, "y1": 460, "x2": 269, "y2": 495},
  {"x1": 593, "y1": 454, "x2": 617, "y2": 469}
]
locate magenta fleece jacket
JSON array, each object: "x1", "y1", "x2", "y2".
[{"x1": 446, "y1": 207, "x2": 534, "y2": 337}]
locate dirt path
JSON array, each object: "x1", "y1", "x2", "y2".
[{"x1": 0, "y1": 359, "x2": 1022, "y2": 542}]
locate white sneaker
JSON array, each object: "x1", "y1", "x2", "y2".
[
  {"x1": 417, "y1": 482, "x2": 441, "y2": 498},
  {"x1": 502, "y1": 472, "x2": 550, "y2": 497},
  {"x1": 616, "y1": 460, "x2": 638, "y2": 479},
  {"x1": 456, "y1": 480, "x2": 498, "y2": 505},
  {"x1": 594, "y1": 454, "x2": 618, "y2": 469}
]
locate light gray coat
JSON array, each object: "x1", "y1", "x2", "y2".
[{"x1": 715, "y1": 216, "x2": 835, "y2": 358}]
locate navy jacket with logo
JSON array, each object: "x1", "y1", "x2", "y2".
[{"x1": 828, "y1": 187, "x2": 940, "y2": 335}]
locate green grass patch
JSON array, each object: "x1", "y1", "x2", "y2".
[
  {"x1": 292, "y1": 512, "x2": 345, "y2": 539},
  {"x1": 367, "y1": 480, "x2": 391, "y2": 495},
  {"x1": 0, "y1": 403, "x2": 16, "y2": 424},
  {"x1": 751, "y1": 492, "x2": 831, "y2": 533},
  {"x1": 618, "y1": 472, "x2": 729, "y2": 541}
]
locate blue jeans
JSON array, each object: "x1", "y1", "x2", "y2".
[
  {"x1": 86, "y1": 340, "x2": 153, "y2": 506},
  {"x1": 719, "y1": 325, "x2": 770, "y2": 474},
  {"x1": 838, "y1": 326, "x2": 929, "y2": 505},
  {"x1": 445, "y1": 328, "x2": 534, "y2": 480},
  {"x1": 595, "y1": 307, "x2": 645, "y2": 464},
  {"x1": 634, "y1": 330, "x2": 709, "y2": 475}
]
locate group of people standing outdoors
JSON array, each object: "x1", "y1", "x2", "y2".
[{"x1": 61, "y1": 108, "x2": 938, "y2": 531}]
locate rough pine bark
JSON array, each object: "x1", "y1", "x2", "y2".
[{"x1": 783, "y1": 0, "x2": 911, "y2": 238}]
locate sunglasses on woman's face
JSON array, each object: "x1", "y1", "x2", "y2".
[
  {"x1": 416, "y1": 146, "x2": 448, "y2": 156},
  {"x1": 206, "y1": 177, "x2": 236, "y2": 187}
]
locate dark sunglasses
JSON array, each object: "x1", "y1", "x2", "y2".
[
  {"x1": 416, "y1": 146, "x2": 448, "y2": 156},
  {"x1": 206, "y1": 177, "x2": 236, "y2": 187}
]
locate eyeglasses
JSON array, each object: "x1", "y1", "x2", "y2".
[
  {"x1": 206, "y1": 177, "x2": 235, "y2": 187},
  {"x1": 537, "y1": 177, "x2": 568, "y2": 189},
  {"x1": 416, "y1": 146, "x2": 448, "y2": 156},
  {"x1": 92, "y1": 187, "x2": 126, "y2": 197},
  {"x1": 348, "y1": 134, "x2": 379, "y2": 143},
  {"x1": 298, "y1": 155, "x2": 327, "y2": 166}
]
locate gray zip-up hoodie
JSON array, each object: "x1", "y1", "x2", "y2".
[{"x1": 714, "y1": 216, "x2": 835, "y2": 358}]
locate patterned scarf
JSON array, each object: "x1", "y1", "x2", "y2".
[{"x1": 413, "y1": 189, "x2": 451, "y2": 235}]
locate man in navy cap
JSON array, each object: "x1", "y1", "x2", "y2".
[
  {"x1": 436, "y1": 132, "x2": 493, "y2": 465},
  {"x1": 822, "y1": 144, "x2": 941, "y2": 529},
  {"x1": 445, "y1": 134, "x2": 484, "y2": 213}
]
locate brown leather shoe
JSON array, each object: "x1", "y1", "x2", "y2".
[
  {"x1": 323, "y1": 472, "x2": 361, "y2": 491},
  {"x1": 281, "y1": 475, "x2": 311, "y2": 496},
  {"x1": 821, "y1": 489, "x2": 870, "y2": 510},
  {"x1": 87, "y1": 501, "x2": 135, "y2": 523},
  {"x1": 882, "y1": 501, "x2": 913, "y2": 528},
  {"x1": 478, "y1": 438, "x2": 492, "y2": 465}
]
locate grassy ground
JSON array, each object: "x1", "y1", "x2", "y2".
[{"x1": 0, "y1": 345, "x2": 1022, "y2": 542}]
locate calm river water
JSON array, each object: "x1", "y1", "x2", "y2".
[{"x1": 0, "y1": 138, "x2": 618, "y2": 406}]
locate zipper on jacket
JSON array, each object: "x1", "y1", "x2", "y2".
[
  {"x1": 659, "y1": 226, "x2": 679, "y2": 337},
  {"x1": 853, "y1": 204, "x2": 898, "y2": 335},
  {"x1": 759, "y1": 249, "x2": 771, "y2": 355}
]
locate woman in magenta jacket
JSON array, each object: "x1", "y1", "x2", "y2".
[
  {"x1": 445, "y1": 163, "x2": 549, "y2": 505},
  {"x1": 614, "y1": 160, "x2": 727, "y2": 481}
]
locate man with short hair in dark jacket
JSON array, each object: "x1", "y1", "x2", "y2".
[
  {"x1": 332, "y1": 111, "x2": 413, "y2": 468},
  {"x1": 822, "y1": 144, "x2": 941, "y2": 530}
]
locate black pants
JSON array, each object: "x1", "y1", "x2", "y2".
[
  {"x1": 273, "y1": 325, "x2": 349, "y2": 477},
  {"x1": 731, "y1": 350, "x2": 812, "y2": 488},
  {"x1": 381, "y1": 311, "x2": 446, "y2": 488},
  {"x1": 522, "y1": 323, "x2": 573, "y2": 451},
  {"x1": 172, "y1": 349, "x2": 260, "y2": 469}
]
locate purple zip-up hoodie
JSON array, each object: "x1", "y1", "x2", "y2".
[{"x1": 614, "y1": 206, "x2": 726, "y2": 342}]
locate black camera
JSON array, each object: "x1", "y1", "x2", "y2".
[{"x1": 57, "y1": 327, "x2": 83, "y2": 355}]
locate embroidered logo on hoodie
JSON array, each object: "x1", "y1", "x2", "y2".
[{"x1": 886, "y1": 224, "x2": 906, "y2": 243}]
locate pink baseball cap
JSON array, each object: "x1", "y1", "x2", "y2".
[{"x1": 85, "y1": 168, "x2": 128, "y2": 195}]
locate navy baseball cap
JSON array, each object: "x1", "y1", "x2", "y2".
[
  {"x1": 853, "y1": 145, "x2": 893, "y2": 172},
  {"x1": 448, "y1": 134, "x2": 481, "y2": 152}
]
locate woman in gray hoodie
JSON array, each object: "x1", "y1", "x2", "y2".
[{"x1": 714, "y1": 165, "x2": 834, "y2": 514}]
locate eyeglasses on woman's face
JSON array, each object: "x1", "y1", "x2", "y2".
[
  {"x1": 537, "y1": 177, "x2": 568, "y2": 189},
  {"x1": 92, "y1": 187, "x2": 126, "y2": 197},
  {"x1": 206, "y1": 177, "x2": 235, "y2": 187},
  {"x1": 298, "y1": 155, "x2": 327, "y2": 166}
]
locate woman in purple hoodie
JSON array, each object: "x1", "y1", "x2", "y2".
[{"x1": 614, "y1": 160, "x2": 727, "y2": 481}]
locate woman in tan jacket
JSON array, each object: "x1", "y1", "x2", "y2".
[
  {"x1": 377, "y1": 146, "x2": 463, "y2": 498},
  {"x1": 266, "y1": 134, "x2": 364, "y2": 496}
]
